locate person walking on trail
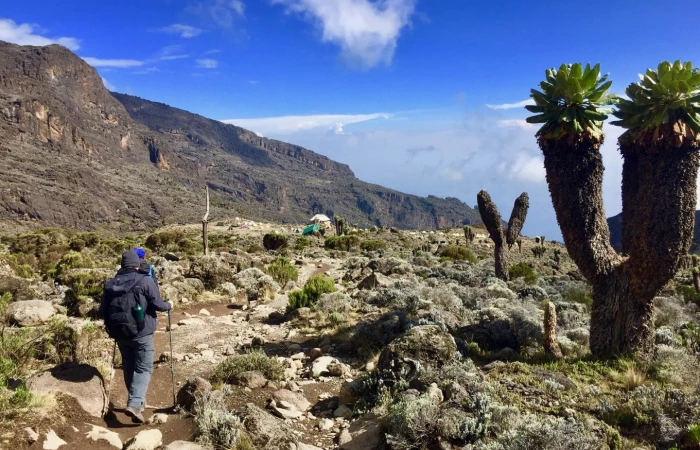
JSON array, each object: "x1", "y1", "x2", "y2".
[
  {"x1": 134, "y1": 247, "x2": 158, "y2": 284},
  {"x1": 99, "y1": 250, "x2": 173, "y2": 423}
]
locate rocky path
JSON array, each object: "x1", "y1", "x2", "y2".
[{"x1": 15, "y1": 258, "x2": 361, "y2": 450}]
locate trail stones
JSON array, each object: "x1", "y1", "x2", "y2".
[
  {"x1": 42, "y1": 430, "x2": 67, "y2": 450},
  {"x1": 234, "y1": 371, "x2": 267, "y2": 389},
  {"x1": 147, "y1": 413, "x2": 169, "y2": 424},
  {"x1": 271, "y1": 389, "x2": 311, "y2": 412},
  {"x1": 124, "y1": 429, "x2": 163, "y2": 450},
  {"x1": 27, "y1": 363, "x2": 106, "y2": 418},
  {"x1": 85, "y1": 425, "x2": 122, "y2": 448},
  {"x1": 177, "y1": 377, "x2": 212, "y2": 410}
]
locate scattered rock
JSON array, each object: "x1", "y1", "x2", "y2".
[
  {"x1": 483, "y1": 360, "x2": 505, "y2": 371},
  {"x1": 311, "y1": 356, "x2": 337, "y2": 378},
  {"x1": 200, "y1": 349, "x2": 215, "y2": 358},
  {"x1": 268, "y1": 398, "x2": 302, "y2": 420},
  {"x1": 271, "y1": 389, "x2": 311, "y2": 412},
  {"x1": 234, "y1": 371, "x2": 267, "y2": 389},
  {"x1": 147, "y1": 413, "x2": 169, "y2": 424},
  {"x1": 124, "y1": 429, "x2": 163, "y2": 450},
  {"x1": 27, "y1": 363, "x2": 106, "y2": 418},
  {"x1": 327, "y1": 361, "x2": 351, "y2": 378},
  {"x1": 338, "y1": 415, "x2": 384, "y2": 450},
  {"x1": 426, "y1": 383, "x2": 444, "y2": 404},
  {"x1": 7, "y1": 300, "x2": 55, "y2": 326},
  {"x1": 334, "y1": 405, "x2": 353, "y2": 419},
  {"x1": 238, "y1": 403, "x2": 300, "y2": 449},
  {"x1": 357, "y1": 273, "x2": 393, "y2": 290},
  {"x1": 288, "y1": 343, "x2": 302, "y2": 353},
  {"x1": 199, "y1": 308, "x2": 211, "y2": 316},
  {"x1": 177, "y1": 377, "x2": 212, "y2": 410},
  {"x1": 195, "y1": 343, "x2": 210, "y2": 351},
  {"x1": 43, "y1": 430, "x2": 67, "y2": 450},
  {"x1": 164, "y1": 252, "x2": 181, "y2": 262},
  {"x1": 223, "y1": 346, "x2": 236, "y2": 356},
  {"x1": 309, "y1": 348, "x2": 323, "y2": 360},
  {"x1": 24, "y1": 427, "x2": 39, "y2": 443},
  {"x1": 85, "y1": 425, "x2": 122, "y2": 448},
  {"x1": 178, "y1": 318, "x2": 205, "y2": 327},
  {"x1": 338, "y1": 429, "x2": 352, "y2": 446},
  {"x1": 318, "y1": 418, "x2": 334, "y2": 430},
  {"x1": 160, "y1": 352, "x2": 185, "y2": 362}
]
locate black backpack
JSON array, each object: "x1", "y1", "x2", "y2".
[{"x1": 103, "y1": 277, "x2": 146, "y2": 340}]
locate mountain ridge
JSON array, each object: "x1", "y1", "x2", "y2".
[{"x1": 0, "y1": 41, "x2": 482, "y2": 232}]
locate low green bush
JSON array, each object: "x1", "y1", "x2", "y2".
[
  {"x1": 295, "y1": 236, "x2": 310, "y2": 250},
  {"x1": 324, "y1": 235, "x2": 359, "y2": 251},
  {"x1": 360, "y1": 240, "x2": 387, "y2": 251},
  {"x1": 439, "y1": 245, "x2": 477, "y2": 263},
  {"x1": 562, "y1": 285, "x2": 593, "y2": 310},
  {"x1": 509, "y1": 262, "x2": 537, "y2": 284},
  {"x1": 262, "y1": 233, "x2": 288, "y2": 251},
  {"x1": 676, "y1": 285, "x2": 700, "y2": 306},
  {"x1": 47, "y1": 251, "x2": 94, "y2": 279},
  {"x1": 144, "y1": 230, "x2": 186, "y2": 252},
  {"x1": 264, "y1": 257, "x2": 298, "y2": 286},
  {"x1": 288, "y1": 275, "x2": 337, "y2": 311},
  {"x1": 211, "y1": 349, "x2": 284, "y2": 383}
]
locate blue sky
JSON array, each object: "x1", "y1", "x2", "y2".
[{"x1": 1, "y1": 0, "x2": 699, "y2": 239}]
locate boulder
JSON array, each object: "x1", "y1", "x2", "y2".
[
  {"x1": 233, "y1": 268, "x2": 280, "y2": 301},
  {"x1": 177, "y1": 377, "x2": 212, "y2": 410},
  {"x1": 268, "y1": 398, "x2": 302, "y2": 420},
  {"x1": 187, "y1": 256, "x2": 235, "y2": 289},
  {"x1": 7, "y1": 300, "x2": 55, "y2": 326},
  {"x1": 85, "y1": 425, "x2": 121, "y2": 449},
  {"x1": 377, "y1": 325, "x2": 458, "y2": 383},
  {"x1": 271, "y1": 389, "x2": 311, "y2": 412},
  {"x1": 311, "y1": 356, "x2": 338, "y2": 378},
  {"x1": 27, "y1": 363, "x2": 106, "y2": 418},
  {"x1": 357, "y1": 273, "x2": 394, "y2": 290},
  {"x1": 238, "y1": 403, "x2": 300, "y2": 450},
  {"x1": 124, "y1": 429, "x2": 162, "y2": 450},
  {"x1": 339, "y1": 415, "x2": 384, "y2": 450},
  {"x1": 163, "y1": 252, "x2": 181, "y2": 262},
  {"x1": 234, "y1": 371, "x2": 267, "y2": 389}
]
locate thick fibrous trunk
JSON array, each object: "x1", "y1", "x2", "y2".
[
  {"x1": 544, "y1": 301, "x2": 563, "y2": 360},
  {"x1": 477, "y1": 190, "x2": 529, "y2": 281},
  {"x1": 540, "y1": 131, "x2": 699, "y2": 357}
]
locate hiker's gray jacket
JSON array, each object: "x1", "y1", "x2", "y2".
[{"x1": 99, "y1": 269, "x2": 171, "y2": 339}]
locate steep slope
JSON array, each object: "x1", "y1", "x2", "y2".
[
  {"x1": 0, "y1": 41, "x2": 481, "y2": 231},
  {"x1": 607, "y1": 211, "x2": 700, "y2": 254}
]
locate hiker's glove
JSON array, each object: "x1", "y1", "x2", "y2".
[{"x1": 166, "y1": 300, "x2": 174, "y2": 311}]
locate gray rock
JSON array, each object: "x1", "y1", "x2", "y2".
[
  {"x1": 357, "y1": 273, "x2": 393, "y2": 290},
  {"x1": 318, "y1": 418, "x2": 334, "y2": 430},
  {"x1": 7, "y1": 300, "x2": 55, "y2": 326},
  {"x1": 124, "y1": 429, "x2": 163, "y2": 450},
  {"x1": 334, "y1": 405, "x2": 353, "y2": 419},
  {"x1": 85, "y1": 425, "x2": 122, "y2": 448},
  {"x1": 339, "y1": 415, "x2": 383, "y2": 450},
  {"x1": 268, "y1": 399, "x2": 302, "y2": 420},
  {"x1": 27, "y1": 363, "x2": 106, "y2": 418},
  {"x1": 234, "y1": 371, "x2": 267, "y2": 389},
  {"x1": 177, "y1": 377, "x2": 212, "y2": 410},
  {"x1": 42, "y1": 430, "x2": 67, "y2": 450},
  {"x1": 309, "y1": 348, "x2": 323, "y2": 360},
  {"x1": 311, "y1": 356, "x2": 337, "y2": 378},
  {"x1": 271, "y1": 389, "x2": 311, "y2": 412},
  {"x1": 160, "y1": 352, "x2": 185, "y2": 362},
  {"x1": 338, "y1": 429, "x2": 352, "y2": 446},
  {"x1": 147, "y1": 413, "x2": 169, "y2": 424},
  {"x1": 164, "y1": 252, "x2": 181, "y2": 262},
  {"x1": 25, "y1": 427, "x2": 39, "y2": 443}
]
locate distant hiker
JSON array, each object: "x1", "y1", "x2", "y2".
[
  {"x1": 99, "y1": 250, "x2": 173, "y2": 423},
  {"x1": 134, "y1": 247, "x2": 158, "y2": 284}
]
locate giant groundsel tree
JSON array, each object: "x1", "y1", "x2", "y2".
[{"x1": 527, "y1": 61, "x2": 700, "y2": 357}]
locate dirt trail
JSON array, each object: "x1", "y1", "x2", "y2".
[{"x1": 14, "y1": 258, "x2": 347, "y2": 449}]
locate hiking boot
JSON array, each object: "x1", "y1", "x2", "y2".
[{"x1": 125, "y1": 406, "x2": 145, "y2": 424}]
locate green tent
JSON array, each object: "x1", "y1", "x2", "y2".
[{"x1": 302, "y1": 224, "x2": 320, "y2": 236}]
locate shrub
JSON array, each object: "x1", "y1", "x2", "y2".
[
  {"x1": 144, "y1": 230, "x2": 186, "y2": 252},
  {"x1": 193, "y1": 390, "x2": 243, "y2": 449},
  {"x1": 288, "y1": 275, "x2": 336, "y2": 311},
  {"x1": 47, "y1": 252, "x2": 94, "y2": 279},
  {"x1": 264, "y1": 257, "x2": 298, "y2": 286},
  {"x1": 508, "y1": 263, "x2": 537, "y2": 284},
  {"x1": 361, "y1": 240, "x2": 387, "y2": 252},
  {"x1": 262, "y1": 233, "x2": 288, "y2": 251},
  {"x1": 246, "y1": 244, "x2": 265, "y2": 254},
  {"x1": 211, "y1": 349, "x2": 284, "y2": 383},
  {"x1": 562, "y1": 284, "x2": 593, "y2": 309},
  {"x1": 439, "y1": 246, "x2": 477, "y2": 263},
  {"x1": 676, "y1": 285, "x2": 700, "y2": 306},
  {"x1": 386, "y1": 396, "x2": 440, "y2": 449},
  {"x1": 295, "y1": 236, "x2": 310, "y2": 250},
  {"x1": 324, "y1": 235, "x2": 360, "y2": 251},
  {"x1": 69, "y1": 239, "x2": 86, "y2": 251},
  {"x1": 0, "y1": 255, "x2": 35, "y2": 279}
]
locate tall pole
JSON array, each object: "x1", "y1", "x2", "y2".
[{"x1": 202, "y1": 185, "x2": 210, "y2": 256}]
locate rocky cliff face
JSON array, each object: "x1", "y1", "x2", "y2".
[
  {"x1": 608, "y1": 210, "x2": 700, "y2": 254},
  {"x1": 0, "y1": 41, "x2": 481, "y2": 231}
]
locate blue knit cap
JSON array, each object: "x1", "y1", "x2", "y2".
[{"x1": 134, "y1": 247, "x2": 146, "y2": 259}]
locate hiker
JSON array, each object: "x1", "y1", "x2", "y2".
[
  {"x1": 99, "y1": 250, "x2": 173, "y2": 423},
  {"x1": 134, "y1": 247, "x2": 158, "y2": 283}
]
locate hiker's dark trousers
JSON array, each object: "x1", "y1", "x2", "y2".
[{"x1": 117, "y1": 334, "x2": 154, "y2": 410}]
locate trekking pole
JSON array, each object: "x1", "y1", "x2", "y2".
[
  {"x1": 103, "y1": 340, "x2": 117, "y2": 418},
  {"x1": 167, "y1": 309, "x2": 177, "y2": 407}
]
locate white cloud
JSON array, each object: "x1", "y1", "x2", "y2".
[
  {"x1": 187, "y1": 0, "x2": 246, "y2": 28},
  {"x1": 134, "y1": 67, "x2": 161, "y2": 75},
  {"x1": 82, "y1": 57, "x2": 144, "y2": 68},
  {"x1": 160, "y1": 54, "x2": 190, "y2": 61},
  {"x1": 206, "y1": 48, "x2": 221, "y2": 54},
  {"x1": 0, "y1": 18, "x2": 80, "y2": 50},
  {"x1": 486, "y1": 99, "x2": 535, "y2": 110},
  {"x1": 222, "y1": 113, "x2": 389, "y2": 134},
  {"x1": 196, "y1": 58, "x2": 218, "y2": 68},
  {"x1": 154, "y1": 24, "x2": 202, "y2": 38},
  {"x1": 271, "y1": 0, "x2": 417, "y2": 69},
  {"x1": 497, "y1": 152, "x2": 545, "y2": 184},
  {"x1": 101, "y1": 77, "x2": 116, "y2": 91},
  {"x1": 499, "y1": 119, "x2": 535, "y2": 130}
]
